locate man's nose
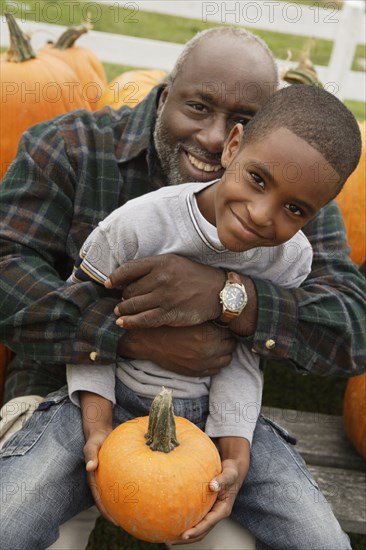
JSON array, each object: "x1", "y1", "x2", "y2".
[{"x1": 196, "y1": 117, "x2": 227, "y2": 154}]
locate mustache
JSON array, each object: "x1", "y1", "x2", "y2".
[{"x1": 182, "y1": 143, "x2": 222, "y2": 165}]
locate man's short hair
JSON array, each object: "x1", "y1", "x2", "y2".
[
  {"x1": 243, "y1": 85, "x2": 362, "y2": 190},
  {"x1": 168, "y1": 26, "x2": 278, "y2": 87}
]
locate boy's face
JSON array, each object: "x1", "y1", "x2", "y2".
[{"x1": 207, "y1": 125, "x2": 339, "y2": 252}]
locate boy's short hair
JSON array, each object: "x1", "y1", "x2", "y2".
[{"x1": 243, "y1": 85, "x2": 362, "y2": 191}]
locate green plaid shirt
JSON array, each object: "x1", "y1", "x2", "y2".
[{"x1": 1, "y1": 88, "x2": 365, "y2": 399}]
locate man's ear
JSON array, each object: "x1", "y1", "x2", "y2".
[
  {"x1": 221, "y1": 124, "x2": 244, "y2": 168},
  {"x1": 157, "y1": 86, "x2": 169, "y2": 114}
]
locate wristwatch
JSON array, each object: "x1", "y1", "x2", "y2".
[{"x1": 218, "y1": 271, "x2": 248, "y2": 324}]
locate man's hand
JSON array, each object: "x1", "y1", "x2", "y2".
[
  {"x1": 118, "y1": 323, "x2": 236, "y2": 377},
  {"x1": 170, "y1": 437, "x2": 250, "y2": 544},
  {"x1": 105, "y1": 254, "x2": 226, "y2": 329}
]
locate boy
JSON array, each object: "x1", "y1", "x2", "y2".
[{"x1": 67, "y1": 84, "x2": 361, "y2": 543}]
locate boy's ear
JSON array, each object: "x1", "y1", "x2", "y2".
[{"x1": 221, "y1": 124, "x2": 244, "y2": 168}]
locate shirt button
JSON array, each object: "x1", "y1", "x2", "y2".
[
  {"x1": 90, "y1": 351, "x2": 98, "y2": 361},
  {"x1": 265, "y1": 339, "x2": 276, "y2": 350}
]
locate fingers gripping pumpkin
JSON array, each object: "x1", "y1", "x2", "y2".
[{"x1": 95, "y1": 388, "x2": 221, "y2": 542}]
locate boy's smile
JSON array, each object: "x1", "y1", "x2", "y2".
[{"x1": 197, "y1": 125, "x2": 340, "y2": 252}]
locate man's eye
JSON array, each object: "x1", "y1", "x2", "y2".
[
  {"x1": 285, "y1": 203, "x2": 303, "y2": 216},
  {"x1": 189, "y1": 103, "x2": 207, "y2": 112},
  {"x1": 250, "y1": 172, "x2": 265, "y2": 189}
]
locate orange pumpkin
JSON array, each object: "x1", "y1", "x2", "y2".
[
  {"x1": 96, "y1": 69, "x2": 167, "y2": 110},
  {"x1": 0, "y1": 14, "x2": 91, "y2": 179},
  {"x1": 343, "y1": 374, "x2": 366, "y2": 458},
  {"x1": 95, "y1": 388, "x2": 221, "y2": 543},
  {"x1": 335, "y1": 121, "x2": 366, "y2": 266},
  {"x1": 40, "y1": 25, "x2": 107, "y2": 110}
]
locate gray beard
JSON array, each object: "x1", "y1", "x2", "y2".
[
  {"x1": 153, "y1": 113, "x2": 186, "y2": 185},
  {"x1": 154, "y1": 111, "x2": 222, "y2": 186}
]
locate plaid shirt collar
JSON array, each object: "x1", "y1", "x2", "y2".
[{"x1": 115, "y1": 84, "x2": 163, "y2": 165}]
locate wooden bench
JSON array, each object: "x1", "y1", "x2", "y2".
[{"x1": 262, "y1": 407, "x2": 366, "y2": 535}]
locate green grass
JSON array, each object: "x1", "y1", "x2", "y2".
[
  {"x1": 344, "y1": 100, "x2": 366, "y2": 121},
  {"x1": 2, "y1": 0, "x2": 364, "y2": 115},
  {"x1": 1, "y1": 0, "x2": 365, "y2": 70}
]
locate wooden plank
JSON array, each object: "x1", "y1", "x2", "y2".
[
  {"x1": 308, "y1": 464, "x2": 366, "y2": 535},
  {"x1": 261, "y1": 407, "x2": 366, "y2": 471}
]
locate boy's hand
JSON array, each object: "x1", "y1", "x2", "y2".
[
  {"x1": 169, "y1": 437, "x2": 250, "y2": 545},
  {"x1": 83, "y1": 426, "x2": 117, "y2": 525},
  {"x1": 80, "y1": 392, "x2": 117, "y2": 524}
]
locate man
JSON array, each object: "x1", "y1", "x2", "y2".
[{"x1": 0, "y1": 27, "x2": 364, "y2": 549}]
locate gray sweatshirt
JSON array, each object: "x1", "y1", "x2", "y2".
[{"x1": 67, "y1": 181, "x2": 312, "y2": 442}]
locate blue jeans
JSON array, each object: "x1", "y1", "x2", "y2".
[{"x1": 0, "y1": 380, "x2": 350, "y2": 550}]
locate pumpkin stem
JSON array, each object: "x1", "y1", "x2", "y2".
[
  {"x1": 5, "y1": 13, "x2": 36, "y2": 62},
  {"x1": 282, "y1": 40, "x2": 323, "y2": 88},
  {"x1": 145, "y1": 388, "x2": 179, "y2": 453},
  {"x1": 53, "y1": 24, "x2": 92, "y2": 50}
]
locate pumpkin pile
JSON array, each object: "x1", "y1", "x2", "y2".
[
  {"x1": 335, "y1": 121, "x2": 366, "y2": 267},
  {"x1": 95, "y1": 388, "x2": 221, "y2": 543},
  {"x1": 0, "y1": 14, "x2": 166, "y2": 180},
  {"x1": 0, "y1": 15, "x2": 94, "y2": 179}
]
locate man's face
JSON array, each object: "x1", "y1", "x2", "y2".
[
  {"x1": 209, "y1": 125, "x2": 340, "y2": 252},
  {"x1": 154, "y1": 36, "x2": 277, "y2": 185}
]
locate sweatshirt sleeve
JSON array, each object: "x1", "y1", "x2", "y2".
[
  {"x1": 205, "y1": 346, "x2": 263, "y2": 444},
  {"x1": 67, "y1": 364, "x2": 117, "y2": 407}
]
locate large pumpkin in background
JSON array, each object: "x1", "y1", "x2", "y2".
[
  {"x1": 95, "y1": 388, "x2": 221, "y2": 543},
  {"x1": 97, "y1": 69, "x2": 167, "y2": 110},
  {"x1": 335, "y1": 121, "x2": 366, "y2": 267},
  {"x1": 40, "y1": 25, "x2": 107, "y2": 110},
  {"x1": 0, "y1": 14, "x2": 91, "y2": 179},
  {"x1": 343, "y1": 374, "x2": 366, "y2": 459}
]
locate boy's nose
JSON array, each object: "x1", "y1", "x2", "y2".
[
  {"x1": 247, "y1": 199, "x2": 274, "y2": 227},
  {"x1": 196, "y1": 117, "x2": 227, "y2": 154}
]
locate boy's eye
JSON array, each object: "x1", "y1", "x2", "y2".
[
  {"x1": 285, "y1": 203, "x2": 303, "y2": 216},
  {"x1": 250, "y1": 172, "x2": 265, "y2": 189}
]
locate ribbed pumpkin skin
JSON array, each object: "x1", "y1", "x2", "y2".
[
  {"x1": 343, "y1": 374, "x2": 366, "y2": 459},
  {"x1": 0, "y1": 52, "x2": 91, "y2": 179},
  {"x1": 97, "y1": 69, "x2": 167, "y2": 110},
  {"x1": 40, "y1": 44, "x2": 107, "y2": 110},
  {"x1": 95, "y1": 415, "x2": 221, "y2": 542},
  {"x1": 335, "y1": 121, "x2": 365, "y2": 266}
]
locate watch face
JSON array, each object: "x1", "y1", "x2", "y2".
[{"x1": 223, "y1": 284, "x2": 246, "y2": 312}]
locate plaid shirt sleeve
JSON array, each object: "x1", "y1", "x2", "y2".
[
  {"x1": 0, "y1": 115, "x2": 123, "y2": 368},
  {"x1": 239, "y1": 200, "x2": 366, "y2": 377}
]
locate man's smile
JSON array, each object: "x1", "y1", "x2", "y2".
[{"x1": 187, "y1": 152, "x2": 222, "y2": 173}]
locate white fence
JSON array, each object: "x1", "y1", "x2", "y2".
[{"x1": 0, "y1": 0, "x2": 365, "y2": 102}]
